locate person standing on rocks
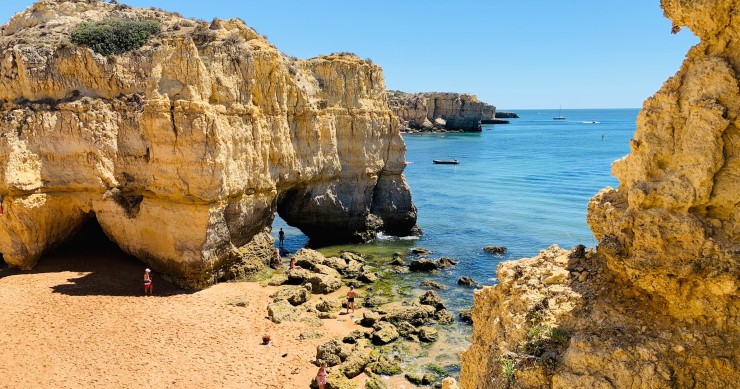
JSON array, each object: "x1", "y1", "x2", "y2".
[
  {"x1": 143, "y1": 268, "x2": 153, "y2": 296},
  {"x1": 346, "y1": 286, "x2": 358, "y2": 314},
  {"x1": 278, "y1": 228, "x2": 285, "y2": 247},
  {"x1": 316, "y1": 361, "x2": 328, "y2": 389}
]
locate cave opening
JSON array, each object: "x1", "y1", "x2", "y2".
[
  {"x1": 270, "y1": 212, "x2": 308, "y2": 256},
  {"x1": 37, "y1": 216, "x2": 183, "y2": 296}
]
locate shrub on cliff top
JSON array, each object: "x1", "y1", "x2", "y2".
[{"x1": 71, "y1": 18, "x2": 161, "y2": 55}]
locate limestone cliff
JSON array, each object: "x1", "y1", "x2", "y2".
[
  {"x1": 460, "y1": 0, "x2": 739, "y2": 387},
  {"x1": 0, "y1": 0, "x2": 417, "y2": 288},
  {"x1": 387, "y1": 91, "x2": 496, "y2": 132}
]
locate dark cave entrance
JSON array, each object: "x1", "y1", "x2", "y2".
[
  {"x1": 37, "y1": 216, "x2": 184, "y2": 296},
  {"x1": 270, "y1": 212, "x2": 309, "y2": 256}
]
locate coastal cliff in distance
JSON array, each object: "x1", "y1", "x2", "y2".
[
  {"x1": 460, "y1": 0, "x2": 739, "y2": 387},
  {"x1": 0, "y1": 0, "x2": 417, "y2": 288},
  {"x1": 387, "y1": 91, "x2": 496, "y2": 132}
]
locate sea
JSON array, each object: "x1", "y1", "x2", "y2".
[{"x1": 272, "y1": 108, "x2": 640, "y2": 376}]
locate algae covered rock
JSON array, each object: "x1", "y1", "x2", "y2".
[
  {"x1": 419, "y1": 290, "x2": 445, "y2": 310},
  {"x1": 341, "y1": 348, "x2": 372, "y2": 378},
  {"x1": 409, "y1": 259, "x2": 439, "y2": 272},
  {"x1": 316, "y1": 338, "x2": 352, "y2": 367},
  {"x1": 371, "y1": 322, "x2": 399, "y2": 345},
  {"x1": 271, "y1": 285, "x2": 309, "y2": 306},
  {"x1": 418, "y1": 326, "x2": 438, "y2": 343},
  {"x1": 368, "y1": 354, "x2": 402, "y2": 376},
  {"x1": 267, "y1": 300, "x2": 301, "y2": 324},
  {"x1": 306, "y1": 273, "x2": 343, "y2": 294},
  {"x1": 420, "y1": 280, "x2": 446, "y2": 290}
]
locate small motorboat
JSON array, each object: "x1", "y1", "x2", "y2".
[{"x1": 433, "y1": 159, "x2": 459, "y2": 165}]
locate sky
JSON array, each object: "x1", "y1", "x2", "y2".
[{"x1": 1, "y1": 1, "x2": 699, "y2": 109}]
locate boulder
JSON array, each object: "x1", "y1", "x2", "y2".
[
  {"x1": 358, "y1": 272, "x2": 379, "y2": 283},
  {"x1": 433, "y1": 117, "x2": 447, "y2": 128},
  {"x1": 341, "y1": 349, "x2": 372, "y2": 378},
  {"x1": 293, "y1": 248, "x2": 327, "y2": 270},
  {"x1": 389, "y1": 257, "x2": 406, "y2": 266},
  {"x1": 361, "y1": 310, "x2": 382, "y2": 327},
  {"x1": 309, "y1": 373, "x2": 356, "y2": 389},
  {"x1": 569, "y1": 244, "x2": 586, "y2": 259},
  {"x1": 363, "y1": 295, "x2": 389, "y2": 308},
  {"x1": 313, "y1": 264, "x2": 342, "y2": 278},
  {"x1": 434, "y1": 309, "x2": 455, "y2": 325},
  {"x1": 409, "y1": 259, "x2": 439, "y2": 272},
  {"x1": 371, "y1": 322, "x2": 399, "y2": 345},
  {"x1": 483, "y1": 246, "x2": 507, "y2": 255},
  {"x1": 267, "y1": 300, "x2": 301, "y2": 324},
  {"x1": 271, "y1": 285, "x2": 309, "y2": 306},
  {"x1": 459, "y1": 309, "x2": 473, "y2": 324},
  {"x1": 317, "y1": 338, "x2": 352, "y2": 367},
  {"x1": 395, "y1": 321, "x2": 418, "y2": 339},
  {"x1": 419, "y1": 290, "x2": 445, "y2": 310},
  {"x1": 299, "y1": 331, "x2": 325, "y2": 340},
  {"x1": 324, "y1": 256, "x2": 349, "y2": 272},
  {"x1": 341, "y1": 251, "x2": 365, "y2": 263},
  {"x1": 364, "y1": 374, "x2": 388, "y2": 389},
  {"x1": 418, "y1": 326, "x2": 439, "y2": 343},
  {"x1": 316, "y1": 297, "x2": 342, "y2": 313},
  {"x1": 342, "y1": 330, "x2": 367, "y2": 344},
  {"x1": 420, "y1": 280, "x2": 447, "y2": 290},
  {"x1": 411, "y1": 247, "x2": 432, "y2": 256},
  {"x1": 441, "y1": 377, "x2": 461, "y2": 389},
  {"x1": 405, "y1": 372, "x2": 435, "y2": 386},
  {"x1": 368, "y1": 354, "x2": 402, "y2": 376},
  {"x1": 384, "y1": 305, "x2": 436, "y2": 326},
  {"x1": 266, "y1": 273, "x2": 288, "y2": 286},
  {"x1": 286, "y1": 268, "x2": 313, "y2": 284},
  {"x1": 457, "y1": 276, "x2": 477, "y2": 286},
  {"x1": 307, "y1": 274, "x2": 343, "y2": 294},
  {"x1": 436, "y1": 257, "x2": 458, "y2": 268},
  {"x1": 318, "y1": 312, "x2": 338, "y2": 319}
]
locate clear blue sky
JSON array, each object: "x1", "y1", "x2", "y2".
[{"x1": 2, "y1": 1, "x2": 698, "y2": 109}]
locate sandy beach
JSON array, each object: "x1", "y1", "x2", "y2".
[{"x1": 0, "y1": 237, "x2": 362, "y2": 389}]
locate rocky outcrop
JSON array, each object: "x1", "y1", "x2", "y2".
[
  {"x1": 460, "y1": 0, "x2": 739, "y2": 387},
  {"x1": 495, "y1": 111, "x2": 519, "y2": 119},
  {"x1": 387, "y1": 91, "x2": 496, "y2": 132},
  {"x1": 0, "y1": 1, "x2": 417, "y2": 288}
]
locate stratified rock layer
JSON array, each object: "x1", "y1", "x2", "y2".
[
  {"x1": 387, "y1": 91, "x2": 495, "y2": 132},
  {"x1": 0, "y1": 1, "x2": 416, "y2": 288},
  {"x1": 461, "y1": 0, "x2": 739, "y2": 387}
]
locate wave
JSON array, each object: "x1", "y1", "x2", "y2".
[{"x1": 376, "y1": 232, "x2": 420, "y2": 241}]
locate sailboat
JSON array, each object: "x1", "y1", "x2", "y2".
[{"x1": 553, "y1": 106, "x2": 566, "y2": 120}]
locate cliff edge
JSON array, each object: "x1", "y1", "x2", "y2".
[
  {"x1": 387, "y1": 91, "x2": 496, "y2": 132},
  {"x1": 0, "y1": 0, "x2": 417, "y2": 288},
  {"x1": 460, "y1": 0, "x2": 739, "y2": 387}
]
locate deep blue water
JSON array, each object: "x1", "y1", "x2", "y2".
[{"x1": 272, "y1": 108, "x2": 639, "y2": 371}]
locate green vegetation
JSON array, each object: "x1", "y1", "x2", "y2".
[
  {"x1": 500, "y1": 357, "x2": 515, "y2": 383},
  {"x1": 71, "y1": 18, "x2": 161, "y2": 55}
]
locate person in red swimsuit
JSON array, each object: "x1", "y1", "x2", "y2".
[
  {"x1": 144, "y1": 268, "x2": 153, "y2": 295},
  {"x1": 316, "y1": 361, "x2": 327, "y2": 389}
]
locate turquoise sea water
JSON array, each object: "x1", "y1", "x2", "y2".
[{"x1": 273, "y1": 108, "x2": 639, "y2": 373}]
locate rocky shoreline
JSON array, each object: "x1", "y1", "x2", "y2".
[{"x1": 388, "y1": 91, "x2": 497, "y2": 133}]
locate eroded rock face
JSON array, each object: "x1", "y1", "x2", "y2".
[
  {"x1": 0, "y1": 0, "x2": 416, "y2": 288},
  {"x1": 387, "y1": 91, "x2": 496, "y2": 132},
  {"x1": 460, "y1": 0, "x2": 739, "y2": 387}
]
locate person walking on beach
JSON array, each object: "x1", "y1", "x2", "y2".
[
  {"x1": 345, "y1": 286, "x2": 358, "y2": 314},
  {"x1": 143, "y1": 268, "x2": 153, "y2": 295},
  {"x1": 316, "y1": 361, "x2": 328, "y2": 389},
  {"x1": 278, "y1": 228, "x2": 285, "y2": 247}
]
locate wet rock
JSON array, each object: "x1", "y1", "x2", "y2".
[
  {"x1": 384, "y1": 304, "x2": 436, "y2": 326},
  {"x1": 420, "y1": 280, "x2": 447, "y2": 290},
  {"x1": 267, "y1": 300, "x2": 301, "y2": 324},
  {"x1": 411, "y1": 247, "x2": 432, "y2": 256},
  {"x1": 361, "y1": 310, "x2": 382, "y2": 327},
  {"x1": 457, "y1": 276, "x2": 478, "y2": 286},
  {"x1": 358, "y1": 272, "x2": 379, "y2": 283},
  {"x1": 409, "y1": 259, "x2": 439, "y2": 272},
  {"x1": 434, "y1": 309, "x2": 455, "y2": 325},
  {"x1": 406, "y1": 372, "x2": 435, "y2": 385},
  {"x1": 271, "y1": 285, "x2": 309, "y2": 306},
  {"x1": 483, "y1": 246, "x2": 507, "y2": 255},
  {"x1": 396, "y1": 321, "x2": 418, "y2": 339},
  {"x1": 436, "y1": 257, "x2": 458, "y2": 268},
  {"x1": 306, "y1": 273, "x2": 343, "y2": 294},
  {"x1": 419, "y1": 290, "x2": 445, "y2": 310},
  {"x1": 368, "y1": 354, "x2": 402, "y2": 376},
  {"x1": 341, "y1": 349, "x2": 372, "y2": 378},
  {"x1": 341, "y1": 251, "x2": 366, "y2": 263},
  {"x1": 459, "y1": 309, "x2": 473, "y2": 324},
  {"x1": 389, "y1": 257, "x2": 406, "y2": 266},
  {"x1": 316, "y1": 297, "x2": 342, "y2": 312},
  {"x1": 418, "y1": 326, "x2": 438, "y2": 342},
  {"x1": 316, "y1": 338, "x2": 352, "y2": 366},
  {"x1": 371, "y1": 322, "x2": 399, "y2": 345}
]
